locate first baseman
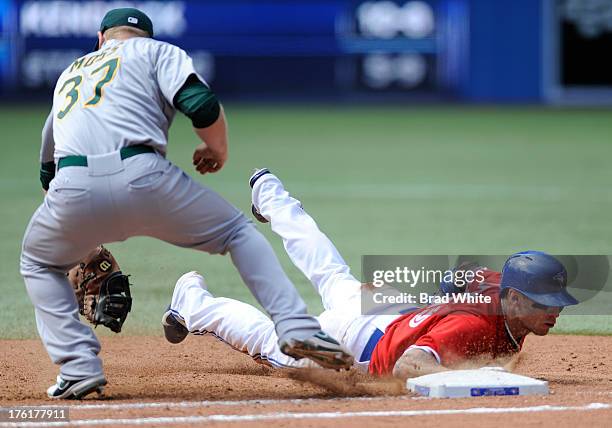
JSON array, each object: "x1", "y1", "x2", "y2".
[
  {"x1": 163, "y1": 169, "x2": 579, "y2": 377},
  {"x1": 20, "y1": 8, "x2": 351, "y2": 400}
]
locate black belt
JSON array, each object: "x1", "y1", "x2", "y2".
[{"x1": 57, "y1": 145, "x2": 155, "y2": 170}]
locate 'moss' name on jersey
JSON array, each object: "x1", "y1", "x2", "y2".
[
  {"x1": 369, "y1": 270, "x2": 522, "y2": 375},
  {"x1": 52, "y1": 37, "x2": 204, "y2": 159}
]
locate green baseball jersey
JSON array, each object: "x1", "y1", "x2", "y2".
[{"x1": 51, "y1": 37, "x2": 202, "y2": 159}]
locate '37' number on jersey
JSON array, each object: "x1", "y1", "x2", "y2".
[{"x1": 57, "y1": 58, "x2": 120, "y2": 119}]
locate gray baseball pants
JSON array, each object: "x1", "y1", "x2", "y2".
[{"x1": 20, "y1": 150, "x2": 321, "y2": 380}]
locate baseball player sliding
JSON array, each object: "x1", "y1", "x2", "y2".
[
  {"x1": 163, "y1": 169, "x2": 579, "y2": 378},
  {"x1": 20, "y1": 8, "x2": 351, "y2": 400}
]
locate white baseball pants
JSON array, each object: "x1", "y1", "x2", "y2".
[{"x1": 171, "y1": 172, "x2": 397, "y2": 370}]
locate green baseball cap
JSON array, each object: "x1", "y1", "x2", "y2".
[{"x1": 94, "y1": 8, "x2": 154, "y2": 50}]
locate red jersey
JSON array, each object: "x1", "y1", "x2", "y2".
[{"x1": 369, "y1": 270, "x2": 522, "y2": 376}]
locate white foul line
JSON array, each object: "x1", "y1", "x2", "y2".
[
  {"x1": 2, "y1": 396, "x2": 398, "y2": 411},
  {"x1": 0, "y1": 402, "x2": 610, "y2": 427}
]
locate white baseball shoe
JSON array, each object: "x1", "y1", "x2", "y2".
[{"x1": 47, "y1": 375, "x2": 107, "y2": 399}]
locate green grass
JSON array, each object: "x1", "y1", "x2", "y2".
[{"x1": 1, "y1": 105, "x2": 612, "y2": 338}]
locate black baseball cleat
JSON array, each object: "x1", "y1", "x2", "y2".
[
  {"x1": 47, "y1": 375, "x2": 107, "y2": 400},
  {"x1": 251, "y1": 204, "x2": 269, "y2": 223},
  {"x1": 280, "y1": 331, "x2": 354, "y2": 370},
  {"x1": 162, "y1": 306, "x2": 189, "y2": 344},
  {"x1": 249, "y1": 168, "x2": 272, "y2": 223}
]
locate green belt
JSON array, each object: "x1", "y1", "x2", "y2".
[{"x1": 57, "y1": 145, "x2": 155, "y2": 170}]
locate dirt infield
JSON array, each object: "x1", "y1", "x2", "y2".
[{"x1": 1, "y1": 334, "x2": 611, "y2": 427}]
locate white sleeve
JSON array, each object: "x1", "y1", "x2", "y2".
[
  {"x1": 405, "y1": 345, "x2": 441, "y2": 364},
  {"x1": 40, "y1": 111, "x2": 55, "y2": 163},
  {"x1": 154, "y1": 42, "x2": 203, "y2": 106}
]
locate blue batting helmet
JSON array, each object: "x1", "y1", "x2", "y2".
[{"x1": 500, "y1": 251, "x2": 578, "y2": 307}]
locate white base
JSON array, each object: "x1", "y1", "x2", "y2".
[{"x1": 407, "y1": 367, "x2": 549, "y2": 398}]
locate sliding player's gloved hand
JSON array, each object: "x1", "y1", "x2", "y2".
[{"x1": 68, "y1": 246, "x2": 132, "y2": 333}]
